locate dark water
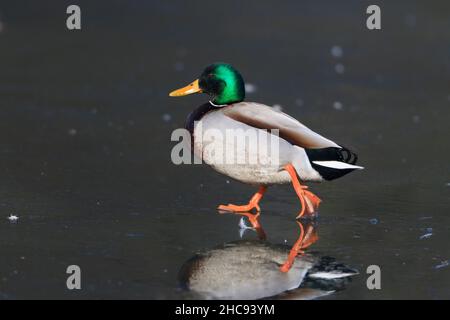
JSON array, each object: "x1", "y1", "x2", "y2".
[{"x1": 0, "y1": 0, "x2": 449, "y2": 299}]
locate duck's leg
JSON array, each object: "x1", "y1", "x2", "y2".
[
  {"x1": 284, "y1": 164, "x2": 321, "y2": 219},
  {"x1": 280, "y1": 221, "x2": 318, "y2": 273},
  {"x1": 218, "y1": 186, "x2": 267, "y2": 213}
]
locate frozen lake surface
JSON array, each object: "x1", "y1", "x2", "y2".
[{"x1": 0, "y1": 1, "x2": 449, "y2": 299}]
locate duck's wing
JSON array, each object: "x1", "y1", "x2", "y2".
[{"x1": 222, "y1": 102, "x2": 340, "y2": 149}]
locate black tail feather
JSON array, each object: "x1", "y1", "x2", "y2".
[
  {"x1": 305, "y1": 146, "x2": 360, "y2": 181},
  {"x1": 340, "y1": 147, "x2": 358, "y2": 165}
]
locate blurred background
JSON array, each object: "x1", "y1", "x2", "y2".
[{"x1": 0, "y1": 0, "x2": 449, "y2": 299}]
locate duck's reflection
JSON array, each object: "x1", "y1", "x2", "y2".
[{"x1": 178, "y1": 216, "x2": 358, "y2": 300}]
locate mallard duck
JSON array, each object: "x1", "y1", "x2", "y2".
[{"x1": 169, "y1": 63, "x2": 363, "y2": 218}]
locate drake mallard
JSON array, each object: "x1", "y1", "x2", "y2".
[{"x1": 169, "y1": 63, "x2": 363, "y2": 219}]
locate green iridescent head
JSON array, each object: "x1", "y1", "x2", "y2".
[
  {"x1": 169, "y1": 63, "x2": 245, "y2": 105},
  {"x1": 198, "y1": 63, "x2": 245, "y2": 105}
]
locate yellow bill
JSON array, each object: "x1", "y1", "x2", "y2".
[{"x1": 169, "y1": 79, "x2": 202, "y2": 97}]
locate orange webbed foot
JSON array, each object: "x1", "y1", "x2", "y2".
[
  {"x1": 283, "y1": 164, "x2": 322, "y2": 219},
  {"x1": 296, "y1": 189, "x2": 322, "y2": 219},
  {"x1": 218, "y1": 203, "x2": 260, "y2": 213},
  {"x1": 217, "y1": 186, "x2": 267, "y2": 214}
]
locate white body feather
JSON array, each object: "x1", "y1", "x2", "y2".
[{"x1": 193, "y1": 110, "x2": 323, "y2": 185}]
